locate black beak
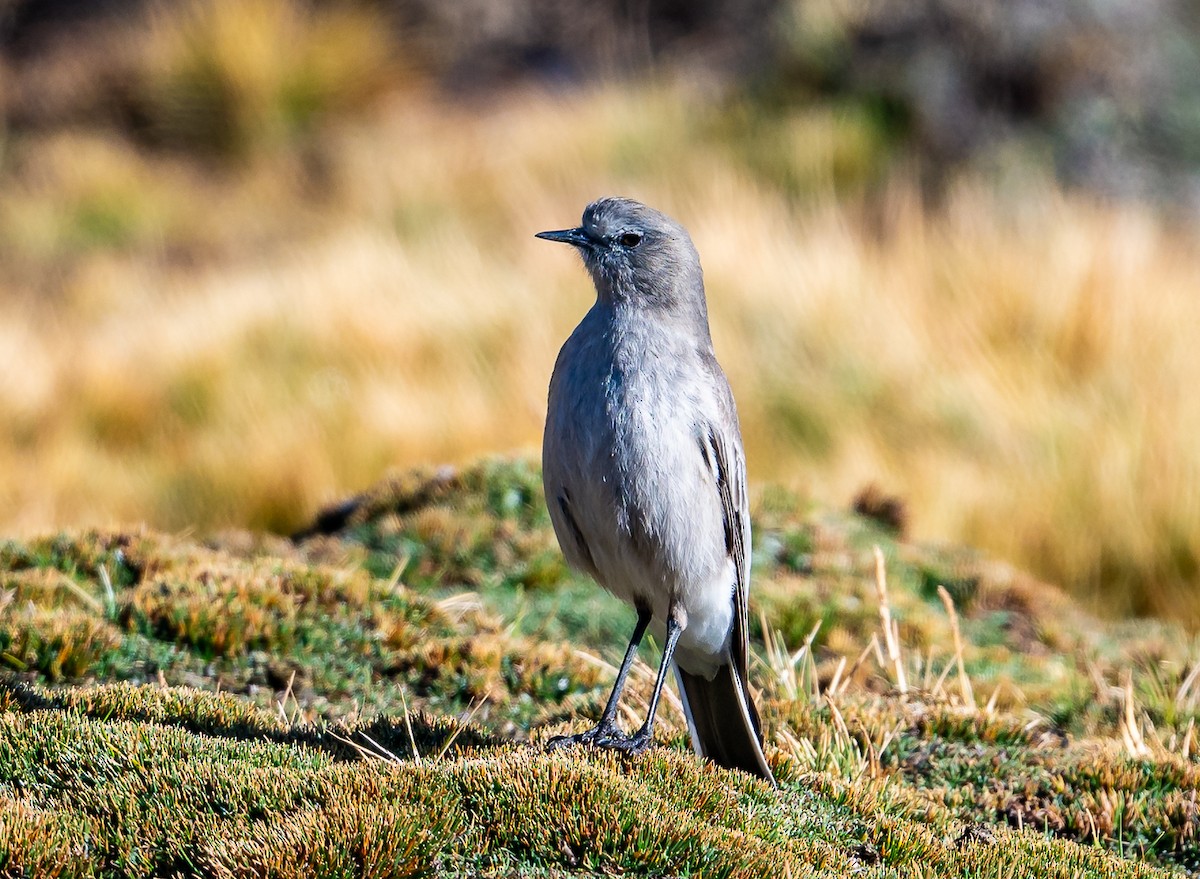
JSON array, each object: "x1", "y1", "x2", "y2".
[{"x1": 535, "y1": 227, "x2": 592, "y2": 248}]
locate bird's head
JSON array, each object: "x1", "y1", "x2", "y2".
[{"x1": 536, "y1": 197, "x2": 706, "y2": 316}]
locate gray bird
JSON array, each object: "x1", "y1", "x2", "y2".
[{"x1": 537, "y1": 197, "x2": 775, "y2": 784}]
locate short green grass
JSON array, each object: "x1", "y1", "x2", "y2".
[{"x1": 1, "y1": 459, "x2": 1196, "y2": 877}]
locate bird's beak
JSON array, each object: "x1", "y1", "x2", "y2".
[{"x1": 535, "y1": 227, "x2": 592, "y2": 248}]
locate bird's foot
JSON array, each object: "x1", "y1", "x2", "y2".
[
  {"x1": 546, "y1": 723, "x2": 655, "y2": 755},
  {"x1": 546, "y1": 721, "x2": 624, "y2": 751},
  {"x1": 592, "y1": 728, "x2": 654, "y2": 755}
]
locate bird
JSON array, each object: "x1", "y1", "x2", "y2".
[{"x1": 536, "y1": 196, "x2": 775, "y2": 784}]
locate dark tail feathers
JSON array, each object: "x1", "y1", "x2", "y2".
[{"x1": 674, "y1": 662, "x2": 776, "y2": 786}]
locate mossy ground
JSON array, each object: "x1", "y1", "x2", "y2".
[{"x1": 2, "y1": 459, "x2": 1196, "y2": 877}]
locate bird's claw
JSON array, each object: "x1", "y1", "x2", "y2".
[
  {"x1": 594, "y1": 731, "x2": 653, "y2": 754},
  {"x1": 546, "y1": 723, "x2": 616, "y2": 750},
  {"x1": 546, "y1": 724, "x2": 653, "y2": 755}
]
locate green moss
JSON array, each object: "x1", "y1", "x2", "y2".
[
  {"x1": 0, "y1": 459, "x2": 1195, "y2": 875},
  {"x1": 0, "y1": 689, "x2": 1175, "y2": 877}
]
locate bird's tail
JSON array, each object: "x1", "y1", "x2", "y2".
[{"x1": 673, "y1": 660, "x2": 776, "y2": 785}]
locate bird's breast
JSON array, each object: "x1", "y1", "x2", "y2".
[{"x1": 544, "y1": 313, "x2": 730, "y2": 634}]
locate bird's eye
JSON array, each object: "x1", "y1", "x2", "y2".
[{"x1": 618, "y1": 232, "x2": 642, "y2": 247}]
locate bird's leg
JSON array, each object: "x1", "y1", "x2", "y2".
[
  {"x1": 547, "y1": 606, "x2": 652, "y2": 750},
  {"x1": 594, "y1": 606, "x2": 684, "y2": 754}
]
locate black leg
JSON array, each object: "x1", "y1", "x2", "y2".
[
  {"x1": 547, "y1": 607, "x2": 652, "y2": 750},
  {"x1": 603, "y1": 608, "x2": 683, "y2": 754}
]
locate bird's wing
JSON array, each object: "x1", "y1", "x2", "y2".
[
  {"x1": 695, "y1": 349, "x2": 761, "y2": 729},
  {"x1": 703, "y1": 417, "x2": 753, "y2": 692},
  {"x1": 692, "y1": 396, "x2": 772, "y2": 778}
]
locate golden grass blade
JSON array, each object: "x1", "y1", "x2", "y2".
[
  {"x1": 873, "y1": 546, "x2": 907, "y2": 695},
  {"x1": 937, "y1": 584, "x2": 975, "y2": 708}
]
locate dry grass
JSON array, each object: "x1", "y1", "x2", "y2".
[
  {"x1": 1, "y1": 45, "x2": 1198, "y2": 621},
  {"x1": 134, "y1": 0, "x2": 399, "y2": 158}
]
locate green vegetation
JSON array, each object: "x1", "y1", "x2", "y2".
[{"x1": 1, "y1": 460, "x2": 1196, "y2": 876}]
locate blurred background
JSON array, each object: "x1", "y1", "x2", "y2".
[{"x1": 1, "y1": 0, "x2": 1198, "y2": 624}]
